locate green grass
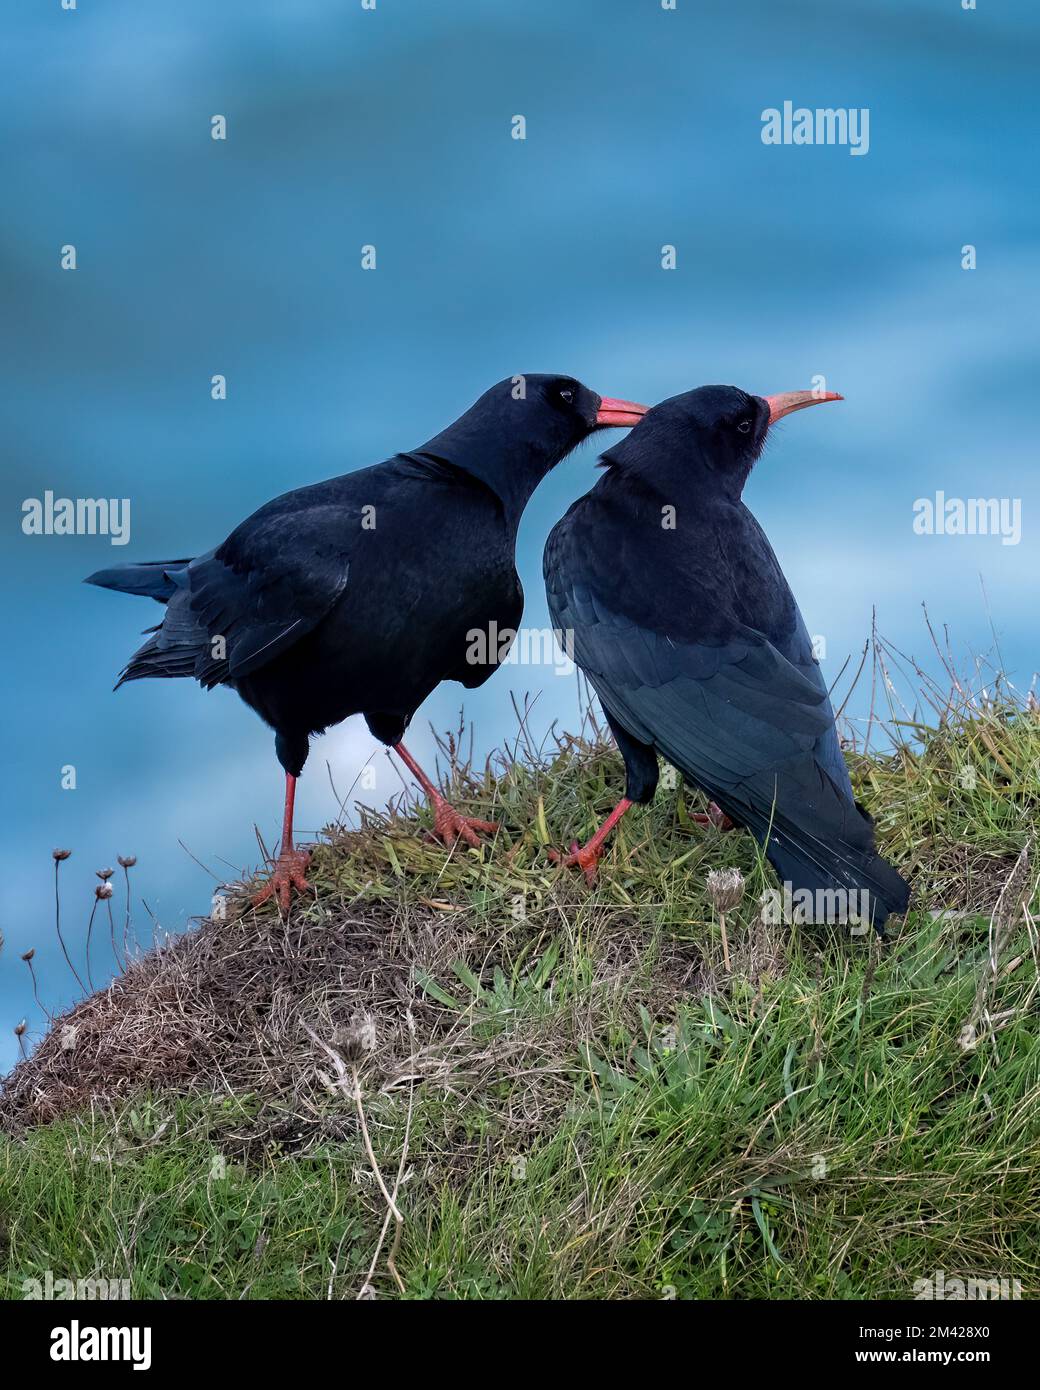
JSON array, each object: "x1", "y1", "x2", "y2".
[{"x1": 1, "y1": 683, "x2": 1038, "y2": 1300}]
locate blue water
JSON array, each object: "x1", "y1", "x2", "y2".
[{"x1": 2, "y1": 0, "x2": 1038, "y2": 1070}]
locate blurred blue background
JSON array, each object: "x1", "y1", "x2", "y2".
[{"x1": 2, "y1": 0, "x2": 1038, "y2": 1070}]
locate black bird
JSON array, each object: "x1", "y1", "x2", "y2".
[
  {"x1": 544, "y1": 384, "x2": 910, "y2": 936},
  {"x1": 87, "y1": 375, "x2": 647, "y2": 909}
]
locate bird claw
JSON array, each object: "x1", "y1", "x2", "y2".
[
  {"x1": 691, "y1": 802, "x2": 735, "y2": 831},
  {"x1": 251, "y1": 847, "x2": 313, "y2": 912},
  {"x1": 548, "y1": 839, "x2": 603, "y2": 886},
  {"x1": 429, "y1": 798, "x2": 500, "y2": 849}
]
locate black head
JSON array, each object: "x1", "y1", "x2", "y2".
[
  {"x1": 417, "y1": 374, "x2": 647, "y2": 527},
  {"x1": 601, "y1": 383, "x2": 842, "y2": 499}
]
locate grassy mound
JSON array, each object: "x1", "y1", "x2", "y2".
[{"x1": 1, "y1": 684, "x2": 1038, "y2": 1299}]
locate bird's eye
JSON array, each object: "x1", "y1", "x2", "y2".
[
  {"x1": 559, "y1": 388, "x2": 574, "y2": 404},
  {"x1": 736, "y1": 419, "x2": 752, "y2": 434}
]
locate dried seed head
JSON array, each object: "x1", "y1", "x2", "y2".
[
  {"x1": 118, "y1": 855, "x2": 137, "y2": 868},
  {"x1": 95, "y1": 883, "x2": 114, "y2": 900},
  {"x1": 335, "y1": 1014, "x2": 377, "y2": 1061},
  {"x1": 21, "y1": 949, "x2": 35, "y2": 962},
  {"x1": 96, "y1": 868, "x2": 114, "y2": 881},
  {"x1": 14, "y1": 1020, "x2": 26, "y2": 1037},
  {"x1": 706, "y1": 867, "x2": 745, "y2": 913},
  {"x1": 52, "y1": 848, "x2": 72, "y2": 862}
]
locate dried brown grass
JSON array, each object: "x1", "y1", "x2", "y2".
[{"x1": 0, "y1": 812, "x2": 701, "y2": 1140}]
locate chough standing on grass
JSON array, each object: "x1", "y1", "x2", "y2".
[
  {"x1": 544, "y1": 384, "x2": 910, "y2": 937},
  {"x1": 86, "y1": 376, "x2": 646, "y2": 909}
]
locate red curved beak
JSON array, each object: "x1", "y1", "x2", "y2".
[
  {"x1": 764, "y1": 389, "x2": 843, "y2": 424},
  {"x1": 596, "y1": 396, "x2": 648, "y2": 428}
]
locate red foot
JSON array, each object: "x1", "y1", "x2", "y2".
[
  {"x1": 251, "y1": 848, "x2": 313, "y2": 912},
  {"x1": 429, "y1": 796, "x2": 500, "y2": 849},
  {"x1": 692, "y1": 802, "x2": 735, "y2": 831},
  {"x1": 548, "y1": 839, "x2": 605, "y2": 886}
]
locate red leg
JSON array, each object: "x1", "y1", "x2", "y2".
[
  {"x1": 549, "y1": 798, "x2": 633, "y2": 884},
  {"x1": 692, "y1": 801, "x2": 735, "y2": 831},
  {"x1": 393, "y1": 742, "x2": 500, "y2": 848},
  {"x1": 252, "y1": 772, "x2": 313, "y2": 911}
]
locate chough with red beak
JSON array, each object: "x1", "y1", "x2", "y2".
[
  {"x1": 86, "y1": 375, "x2": 646, "y2": 909},
  {"x1": 544, "y1": 384, "x2": 909, "y2": 936}
]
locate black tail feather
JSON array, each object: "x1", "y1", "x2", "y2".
[
  {"x1": 726, "y1": 783, "x2": 909, "y2": 937},
  {"x1": 89, "y1": 561, "x2": 209, "y2": 688},
  {"x1": 762, "y1": 817, "x2": 910, "y2": 935},
  {"x1": 85, "y1": 558, "x2": 192, "y2": 603}
]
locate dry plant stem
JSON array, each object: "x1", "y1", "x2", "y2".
[
  {"x1": 108, "y1": 898, "x2": 122, "y2": 973},
  {"x1": 54, "y1": 858, "x2": 86, "y2": 993},
  {"x1": 347, "y1": 1061, "x2": 407, "y2": 1296},
  {"x1": 23, "y1": 957, "x2": 50, "y2": 1022},
  {"x1": 84, "y1": 901, "x2": 99, "y2": 993},
  {"x1": 358, "y1": 1009, "x2": 417, "y2": 1299},
  {"x1": 719, "y1": 909, "x2": 732, "y2": 972},
  {"x1": 348, "y1": 1061, "x2": 403, "y2": 1225},
  {"x1": 303, "y1": 1024, "x2": 406, "y2": 1295},
  {"x1": 359, "y1": 1070, "x2": 414, "y2": 1300},
  {"x1": 122, "y1": 865, "x2": 133, "y2": 962},
  {"x1": 961, "y1": 841, "x2": 1034, "y2": 1051}
]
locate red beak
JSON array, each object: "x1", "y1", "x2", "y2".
[
  {"x1": 595, "y1": 396, "x2": 648, "y2": 428},
  {"x1": 763, "y1": 389, "x2": 843, "y2": 424}
]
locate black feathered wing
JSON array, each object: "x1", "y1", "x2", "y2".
[
  {"x1": 188, "y1": 505, "x2": 351, "y2": 685},
  {"x1": 115, "y1": 502, "x2": 351, "y2": 689},
  {"x1": 548, "y1": 567, "x2": 842, "y2": 806},
  {"x1": 545, "y1": 536, "x2": 909, "y2": 928}
]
